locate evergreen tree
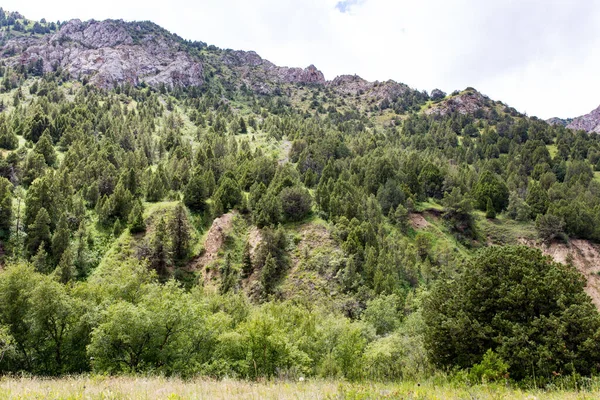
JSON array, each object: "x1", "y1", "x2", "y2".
[
  {"x1": 150, "y1": 217, "x2": 170, "y2": 280},
  {"x1": 33, "y1": 130, "x2": 56, "y2": 166},
  {"x1": 219, "y1": 254, "x2": 237, "y2": 294},
  {"x1": 51, "y1": 214, "x2": 70, "y2": 262},
  {"x1": 260, "y1": 252, "x2": 278, "y2": 295},
  {"x1": 56, "y1": 247, "x2": 75, "y2": 284},
  {"x1": 27, "y1": 208, "x2": 51, "y2": 257},
  {"x1": 146, "y1": 172, "x2": 165, "y2": 202},
  {"x1": 169, "y1": 203, "x2": 191, "y2": 261},
  {"x1": 526, "y1": 181, "x2": 549, "y2": 217},
  {"x1": 183, "y1": 168, "x2": 207, "y2": 211},
  {"x1": 0, "y1": 177, "x2": 12, "y2": 240},
  {"x1": 32, "y1": 244, "x2": 49, "y2": 273},
  {"x1": 241, "y1": 241, "x2": 253, "y2": 278},
  {"x1": 112, "y1": 218, "x2": 123, "y2": 237},
  {"x1": 128, "y1": 200, "x2": 146, "y2": 234}
]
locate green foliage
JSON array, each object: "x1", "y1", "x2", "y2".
[
  {"x1": 535, "y1": 213, "x2": 565, "y2": 242},
  {"x1": 485, "y1": 197, "x2": 496, "y2": 219},
  {"x1": 27, "y1": 208, "x2": 51, "y2": 257},
  {"x1": 423, "y1": 246, "x2": 600, "y2": 380},
  {"x1": 0, "y1": 177, "x2": 12, "y2": 240},
  {"x1": 214, "y1": 175, "x2": 243, "y2": 213},
  {"x1": 526, "y1": 181, "x2": 549, "y2": 217},
  {"x1": 473, "y1": 171, "x2": 509, "y2": 212},
  {"x1": 468, "y1": 349, "x2": 509, "y2": 384},
  {"x1": 279, "y1": 186, "x2": 312, "y2": 222},
  {"x1": 128, "y1": 200, "x2": 146, "y2": 233},
  {"x1": 361, "y1": 294, "x2": 402, "y2": 336}
]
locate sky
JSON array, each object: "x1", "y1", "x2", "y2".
[{"x1": 3, "y1": 0, "x2": 600, "y2": 119}]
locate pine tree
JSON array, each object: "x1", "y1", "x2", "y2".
[
  {"x1": 27, "y1": 207, "x2": 51, "y2": 257},
  {"x1": 146, "y1": 172, "x2": 165, "y2": 202},
  {"x1": 32, "y1": 244, "x2": 49, "y2": 273},
  {"x1": 112, "y1": 218, "x2": 123, "y2": 237},
  {"x1": 33, "y1": 129, "x2": 57, "y2": 166},
  {"x1": 73, "y1": 221, "x2": 88, "y2": 277},
  {"x1": 219, "y1": 254, "x2": 237, "y2": 294},
  {"x1": 239, "y1": 117, "x2": 247, "y2": 134},
  {"x1": 261, "y1": 252, "x2": 278, "y2": 295},
  {"x1": 51, "y1": 214, "x2": 70, "y2": 262},
  {"x1": 56, "y1": 247, "x2": 75, "y2": 284},
  {"x1": 128, "y1": 200, "x2": 146, "y2": 234},
  {"x1": 169, "y1": 203, "x2": 191, "y2": 261},
  {"x1": 183, "y1": 168, "x2": 207, "y2": 211},
  {"x1": 150, "y1": 217, "x2": 170, "y2": 280},
  {"x1": 241, "y1": 241, "x2": 253, "y2": 278},
  {"x1": 0, "y1": 177, "x2": 12, "y2": 240}
]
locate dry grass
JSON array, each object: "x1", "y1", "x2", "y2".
[{"x1": 1, "y1": 377, "x2": 600, "y2": 400}]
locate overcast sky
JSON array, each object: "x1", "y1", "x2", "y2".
[{"x1": 3, "y1": 0, "x2": 600, "y2": 119}]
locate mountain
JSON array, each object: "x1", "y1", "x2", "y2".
[
  {"x1": 2, "y1": 9, "x2": 600, "y2": 384},
  {"x1": 0, "y1": 17, "x2": 418, "y2": 104},
  {"x1": 566, "y1": 104, "x2": 600, "y2": 133}
]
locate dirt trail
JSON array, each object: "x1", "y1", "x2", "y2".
[
  {"x1": 191, "y1": 212, "x2": 237, "y2": 279},
  {"x1": 520, "y1": 238, "x2": 600, "y2": 308}
]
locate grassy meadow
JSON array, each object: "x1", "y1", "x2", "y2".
[{"x1": 2, "y1": 377, "x2": 600, "y2": 400}]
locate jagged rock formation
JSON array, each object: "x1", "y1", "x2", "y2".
[
  {"x1": 0, "y1": 16, "x2": 418, "y2": 102},
  {"x1": 2, "y1": 19, "x2": 204, "y2": 88},
  {"x1": 566, "y1": 104, "x2": 600, "y2": 133},
  {"x1": 425, "y1": 89, "x2": 489, "y2": 116}
]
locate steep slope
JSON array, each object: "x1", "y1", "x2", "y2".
[
  {"x1": 566, "y1": 104, "x2": 600, "y2": 133},
  {"x1": 0, "y1": 15, "x2": 423, "y2": 109}
]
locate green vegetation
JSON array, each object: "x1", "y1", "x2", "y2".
[{"x1": 1, "y1": 10, "x2": 600, "y2": 395}]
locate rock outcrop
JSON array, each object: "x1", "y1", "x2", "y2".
[
  {"x1": 2, "y1": 19, "x2": 204, "y2": 88},
  {"x1": 0, "y1": 15, "x2": 416, "y2": 103},
  {"x1": 566, "y1": 104, "x2": 600, "y2": 133},
  {"x1": 425, "y1": 89, "x2": 488, "y2": 116}
]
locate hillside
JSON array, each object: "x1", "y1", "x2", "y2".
[
  {"x1": 0, "y1": 9, "x2": 600, "y2": 389},
  {"x1": 566, "y1": 104, "x2": 600, "y2": 133}
]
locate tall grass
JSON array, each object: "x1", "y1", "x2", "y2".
[{"x1": 2, "y1": 376, "x2": 600, "y2": 400}]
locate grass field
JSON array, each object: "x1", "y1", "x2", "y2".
[{"x1": 2, "y1": 377, "x2": 600, "y2": 400}]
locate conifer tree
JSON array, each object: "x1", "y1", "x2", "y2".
[
  {"x1": 33, "y1": 129, "x2": 56, "y2": 166},
  {"x1": 27, "y1": 207, "x2": 51, "y2": 257},
  {"x1": 0, "y1": 177, "x2": 12, "y2": 240},
  {"x1": 183, "y1": 168, "x2": 207, "y2": 211},
  {"x1": 128, "y1": 200, "x2": 146, "y2": 234},
  {"x1": 169, "y1": 203, "x2": 191, "y2": 261},
  {"x1": 150, "y1": 217, "x2": 170, "y2": 280},
  {"x1": 241, "y1": 241, "x2": 253, "y2": 278},
  {"x1": 56, "y1": 247, "x2": 75, "y2": 283},
  {"x1": 51, "y1": 214, "x2": 70, "y2": 262}
]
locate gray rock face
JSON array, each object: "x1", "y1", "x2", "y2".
[
  {"x1": 220, "y1": 50, "x2": 325, "y2": 94},
  {"x1": 567, "y1": 105, "x2": 600, "y2": 133},
  {"x1": 0, "y1": 16, "x2": 413, "y2": 104},
  {"x1": 328, "y1": 74, "x2": 409, "y2": 100},
  {"x1": 425, "y1": 90, "x2": 487, "y2": 116},
  {"x1": 2, "y1": 19, "x2": 204, "y2": 88}
]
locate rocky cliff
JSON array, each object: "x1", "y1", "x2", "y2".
[
  {"x1": 0, "y1": 16, "x2": 415, "y2": 102},
  {"x1": 566, "y1": 104, "x2": 600, "y2": 133}
]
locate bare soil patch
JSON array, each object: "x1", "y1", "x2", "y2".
[{"x1": 409, "y1": 213, "x2": 430, "y2": 229}]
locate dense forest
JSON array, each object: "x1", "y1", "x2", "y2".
[{"x1": 1, "y1": 10, "x2": 600, "y2": 389}]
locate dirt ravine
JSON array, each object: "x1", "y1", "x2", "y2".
[
  {"x1": 191, "y1": 212, "x2": 237, "y2": 280},
  {"x1": 520, "y1": 238, "x2": 600, "y2": 309}
]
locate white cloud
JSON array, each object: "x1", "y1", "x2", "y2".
[{"x1": 2, "y1": 0, "x2": 600, "y2": 119}]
